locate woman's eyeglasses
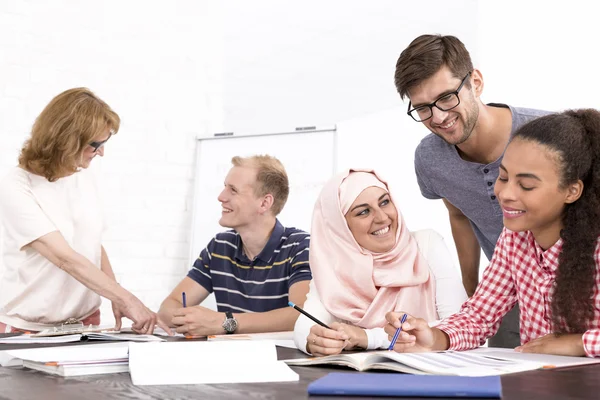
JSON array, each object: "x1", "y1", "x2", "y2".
[{"x1": 89, "y1": 133, "x2": 112, "y2": 152}]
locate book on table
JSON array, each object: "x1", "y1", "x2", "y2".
[
  {"x1": 284, "y1": 347, "x2": 600, "y2": 376},
  {"x1": 22, "y1": 358, "x2": 129, "y2": 377},
  {"x1": 0, "y1": 331, "x2": 165, "y2": 344},
  {"x1": 5, "y1": 342, "x2": 130, "y2": 377},
  {"x1": 307, "y1": 373, "x2": 502, "y2": 398}
]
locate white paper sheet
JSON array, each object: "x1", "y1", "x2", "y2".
[
  {"x1": 206, "y1": 331, "x2": 297, "y2": 349},
  {"x1": 0, "y1": 334, "x2": 83, "y2": 344},
  {"x1": 470, "y1": 347, "x2": 600, "y2": 369},
  {"x1": 5, "y1": 342, "x2": 130, "y2": 363},
  {"x1": 128, "y1": 341, "x2": 299, "y2": 385}
]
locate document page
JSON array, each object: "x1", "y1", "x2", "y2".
[{"x1": 129, "y1": 341, "x2": 299, "y2": 385}]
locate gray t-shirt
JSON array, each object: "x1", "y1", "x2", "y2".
[{"x1": 414, "y1": 104, "x2": 550, "y2": 260}]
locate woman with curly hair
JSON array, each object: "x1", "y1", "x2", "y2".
[
  {"x1": 0, "y1": 88, "x2": 170, "y2": 335},
  {"x1": 384, "y1": 109, "x2": 600, "y2": 357}
]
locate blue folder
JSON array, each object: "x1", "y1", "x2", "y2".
[{"x1": 307, "y1": 373, "x2": 502, "y2": 398}]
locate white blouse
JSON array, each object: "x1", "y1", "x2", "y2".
[
  {"x1": 0, "y1": 167, "x2": 104, "y2": 331},
  {"x1": 293, "y1": 229, "x2": 468, "y2": 354}
]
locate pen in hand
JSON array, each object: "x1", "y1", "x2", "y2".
[
  {"x1": 182, "y1": 292, "x2": 187, "y2": 308},
  {"x1": 387, "y1": 313, "x2": 408, "y2": 351},
  {"x1": 288, "y1": 301, "x2": 331, "y2": 329}
]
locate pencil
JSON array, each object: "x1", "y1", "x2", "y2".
[{"x1": 288, "y1": 301, "x2": 331, "y2": 329}]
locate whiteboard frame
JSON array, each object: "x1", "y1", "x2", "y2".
[{"x1": 188, "y1": 126, "x2": 338, "y2": 266}]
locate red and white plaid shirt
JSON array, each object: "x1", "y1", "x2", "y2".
[{"x1": 437, "y1": 228, "x2": 600, "y2": 357}]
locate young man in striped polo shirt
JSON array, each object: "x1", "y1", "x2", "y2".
[{"x1": 158, "y1": 155, "x2": 311, "y2": 336}]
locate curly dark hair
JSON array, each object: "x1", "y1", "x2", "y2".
[{"x1": 514, "y1": 109, "x2": 600, "y2": 333}]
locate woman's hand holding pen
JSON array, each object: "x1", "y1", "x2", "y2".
[
  {"x1": 306, "y1": 323, "x2": 348, "y2": 356},
  {"x1": 306, "y1": 322, "x2": 367, "y2": 356},
  {"x1": 384, "y1": 312, "x2": 447, "y2": 352}
]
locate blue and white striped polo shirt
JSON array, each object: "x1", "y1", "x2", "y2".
[{"x1": 188, "y1": 219, "x2": 311, "y2": 313}]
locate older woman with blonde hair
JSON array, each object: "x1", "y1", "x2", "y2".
[{"x1": 0, "y1": 88, "x2": 170, "y2": 334}]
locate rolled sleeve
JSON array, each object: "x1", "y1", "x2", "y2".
[
  {"x1": 436, "y1": 230, "x2": 518, "y2": 350},
  {"x1": 582, "y1": 329, "x2": 600, "y2": 357}
]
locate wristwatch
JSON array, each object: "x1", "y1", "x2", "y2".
[{"x1": 222, "y1": 311, "x2": 238, "y2": 334}]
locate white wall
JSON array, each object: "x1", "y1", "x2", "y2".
[
  {"x1": 220, "y1": 0, "x2": 481, "y2": 134},
  {"x1": 477, "y1": 1, "x2": 600, "y2": 112},
  {"x1": 0, "y1": 0, "x2": 223, "y2": 325}
]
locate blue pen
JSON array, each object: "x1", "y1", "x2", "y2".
[
  {"x1": 387, "y1": 313, "x2": 408, "y2": 350},
  {"x1": 182, "y1": 292, "x2": 187, "y2": 308}
]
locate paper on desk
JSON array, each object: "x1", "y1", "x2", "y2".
[
  {"x1": 5, "y1": 342, "x2": 130, "y2": 363},
  {"x1": 129, "y1": 341, "x2": 299, "y2": 385},
  {"x1": 0, "y1": 334, "x2": 84, "y2": 344},
  {"x1": 470, "y1": 347, "x2": 600, "y2": 368},
  {"x1": 85, "y1": 332, "x2": 165, "y2": 342},
  {"x1": 207, "y1": 331, "x2": 297, "y2": 349},
  {"x1": 147, "y1": 327, "x2": 185, "y2": 337},
  {"x1": 0, "y1": 351, "x2": 23, "y2": 367}
]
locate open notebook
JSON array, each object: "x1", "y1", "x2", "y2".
[
  {"x1": 284, "y1": 348, "x2": 600, "y2": 376},
  {"x1": 0, "y1": 332, "x2": 165, "y2": 344}
]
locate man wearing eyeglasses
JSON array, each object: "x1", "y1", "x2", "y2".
[{"x1": 394, "y1": 34, "x2": 549, "y2": 348}]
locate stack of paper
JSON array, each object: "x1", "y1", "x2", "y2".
[
  {"x1": 4, "y1": 343, "x2": 130, "y2": 376},
  {"x1": 129, "y1": 341, "x2": 299, "y2": 385}
]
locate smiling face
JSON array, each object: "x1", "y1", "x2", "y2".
[
  {"x1": 407, "y1": 66, "x2": 480, "y2": 146},
  {"x1": 79, "y1": 128, "x2": 111, "y2": 169},
  {"x1": 344, "y1": 186, "x2": 399, "y2": 253},
  {"x1": 217, "y1": 166, "x2": 265, "y2": 230},
  {"x1": 495, "y1": 138, "x2": 582, "y2": 248}
]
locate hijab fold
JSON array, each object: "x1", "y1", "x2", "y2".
[{"x1": 310, "y1": 169, "x2": 437, "y2": 329}]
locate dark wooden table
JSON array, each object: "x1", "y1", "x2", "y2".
[{"x1": 1, "y1": 338, "x2": 598, "y2": 400}]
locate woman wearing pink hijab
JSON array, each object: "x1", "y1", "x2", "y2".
[{"x1": 293, "y1": 169, "x2": 466, "y2": 355}]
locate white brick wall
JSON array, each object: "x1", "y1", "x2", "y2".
[{"x1": 0, "y1": 0, "x2": 223, "y2": 326}]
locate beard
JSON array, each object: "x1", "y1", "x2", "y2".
[{"x1": 433, "y1": 98, "x2": 479, "y2": 146}]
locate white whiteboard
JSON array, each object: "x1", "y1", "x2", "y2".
[{"x1": 189, "y1": 128, "x2": 337, "y2": 308}]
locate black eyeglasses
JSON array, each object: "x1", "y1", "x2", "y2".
[
  {"x1": 89, "y1": 133, "x2": 112, "y2": 152},
  {"x1": 407, "y1": 71, "x2": 472, "y2": 122}
]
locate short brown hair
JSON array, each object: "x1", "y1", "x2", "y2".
[
  {"x1": 19, "y1": 88, "x2": 120, "y2": 182},
  {"x1": 394, "y1": 34, "x2": 473, "y2": 100},
  {"x1": 231, "y1": 155, "x2": 289, "y2": 216}
]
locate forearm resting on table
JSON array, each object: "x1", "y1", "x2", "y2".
[
  {"x1": 430, "y1": 328, "x2": 451, "y2": 351},
  {"x1": 234, "y1": 307, "x2": 300, "y2": 334},
  {"x1": 157, "y1": 277, "x2": 210, "y2": 326}
]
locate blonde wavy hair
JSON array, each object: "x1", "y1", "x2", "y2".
[
  {"x1": 19, "y1": 88, "x2": 120, "y2": 182},
  {"x1": 231, "y1": 155, "x2": 289, "y2": 215}
]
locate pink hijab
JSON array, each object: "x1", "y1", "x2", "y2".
[{"x1": 310, "y1": 169, "x2": 437, "y2": 329}]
